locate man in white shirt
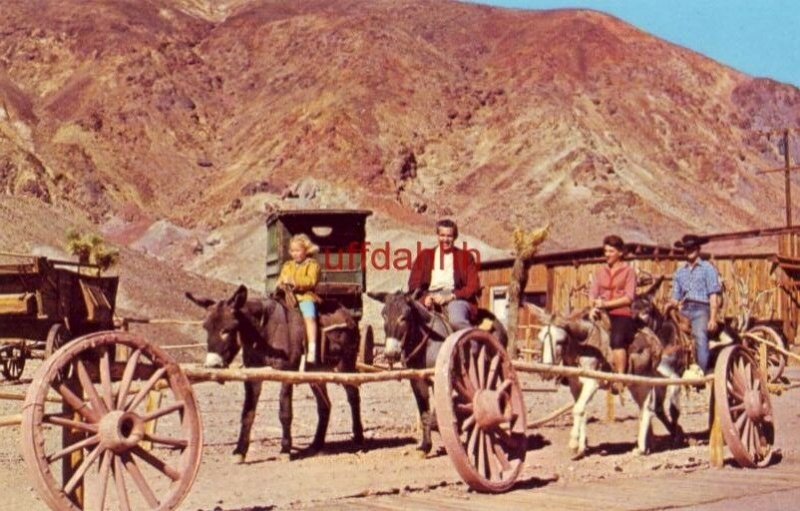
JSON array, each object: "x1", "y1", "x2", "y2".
[{"x1": 408, "y1": 219, "x2": 481, "y2": 330}]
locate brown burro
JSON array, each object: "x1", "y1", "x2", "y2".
[{"x1": 186, "y1": 284, "x2": 364, "y2": 462}]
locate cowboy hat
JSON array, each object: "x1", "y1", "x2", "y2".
[{"x1": 674, "y1": 234, "x2": 709, "y2": 251}]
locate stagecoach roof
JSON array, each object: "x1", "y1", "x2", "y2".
[{"x1": 266, "y1": 209, "x2": 373, "y2": 224}]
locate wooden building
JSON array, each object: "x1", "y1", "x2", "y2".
[{"x1": 478, "y1": 227, "x2": 800, "y2": 358}]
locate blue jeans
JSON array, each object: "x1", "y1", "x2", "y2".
[
  {"x1": 682, "y1": 302, "x2": 710, "y2": 373},
  {"x1": 447, "y1": 299, "x2": 472, "y2": 331}
]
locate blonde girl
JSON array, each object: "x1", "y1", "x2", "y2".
[{"x1": 277, "y1": 234, "x2": 321, "y2": 364}]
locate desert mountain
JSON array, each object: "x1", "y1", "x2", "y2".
[{"x1": 2, "y1": 0, "x2": 800, "y2": 298}]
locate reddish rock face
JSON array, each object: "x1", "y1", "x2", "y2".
[{"x1": 0, "y1": 0, "x2": 798, "y2": 250}]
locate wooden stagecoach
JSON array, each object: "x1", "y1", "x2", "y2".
[{"x1": 265, "y1": 209, "x2": 375, "y2": 363}]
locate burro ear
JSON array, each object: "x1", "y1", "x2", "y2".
[
  {"x1": 408, "y1": 288, "x2": 424, "y2": 301},
  {"x1": 186, "y1": 291, "x2": 215, "y2": 308},
  {"x1": 228, "y1": 284, "x2": 248, "y2": 309},
  {"x1": 366, "y1": 291, "x2": 390, "y2": 303},
  {"x1": 524, "y1": 303, "x2": 553, "y2": 324}
]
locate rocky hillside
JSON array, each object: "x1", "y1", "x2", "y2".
[{"x1": 2, "y1": 0, "x2": 800, "y2": 296}]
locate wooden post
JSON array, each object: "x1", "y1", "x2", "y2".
[
  {"x1": 142, "y1": 390, "x2": 164, "y2": 451},
  {"x1": 709, "y1": 408, "x2": 725, "y2": 468},
  {"x1": 757, "y1": 127, "x2": 800, "y2": 227},
  {"x1": 604, "y1": 390, "x2": 615, "y2": 424},
  {"x1": 63, "y1": 378, "x2": 84, "y2": 507},
  {"x1": 784, "y1": 129, "x2": 792, "y2": 227}
]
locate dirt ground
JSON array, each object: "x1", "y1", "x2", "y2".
[{"x1": 1, "y1": 359, "x2": 798, "y2": 511}]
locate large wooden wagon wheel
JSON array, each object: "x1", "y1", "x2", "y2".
[
  {"x1": 21, "y1": 331, "x2": 202, "y2": 511},
  {"x1": 714, "y1": 344, "x2": 774, "y2": 468},
  {"x1": 1, "y1": 343, "x2": 26, "y2": 380},
  {"x1": 434, "y1": 329, "x2": 527, "y2": 493},
  {"x1": 743, "y1": 325, "x2": 786, "y2": 383}
]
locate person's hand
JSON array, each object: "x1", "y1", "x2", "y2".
[
  {"x1": 423, "y1": 295, "x2": 435, "y2": 309},
  {"x1": 707, "y1": 317, "x2": 719, "y2": 332},
  {"x1": 592, "y1": 298, "x2": 604, "y2": 309}
]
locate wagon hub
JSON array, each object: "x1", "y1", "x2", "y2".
[
  {"x1": 472, "y1": 389, "x2": 508, "y2": 430},
  {"x1": 99, "y1": 410, "x2": 145, "y2": 453},
  {"x1": 744, "y1": 389, "x2": 768, "y2": 422}
]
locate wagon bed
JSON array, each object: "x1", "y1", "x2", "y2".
[{"x1": 0, "y1": 255, "x2": 118, "y2": 379}]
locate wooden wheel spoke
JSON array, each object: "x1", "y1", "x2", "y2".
[
  {"x1": 476, "y1": 430, "x2": 487, "y2": 477},
  {"x1": 487, "y1": 354, "x2": 501, "y2": 390},
  {"x1": 131, "y1": 446, "x2": 182, "y2": 481},
  {"x1": 468, "y1": 351, "x2": 480, "y2": 391},
  {"x1": 99, "y1": 348, "x2": 114, "y2": 410},
  {"x1": 76, "y1": 359, "x2": 109, "y2": 415},
  {"x1": 64, "y1": 443, "x2": 104, "y2": 495},
  {"x1": 461, "y1": 414, "x2": 476, "y2": 433},
  {"x1": 141, "y1": 401, "x2": 184, "y2": 423},
  {"x1": 116, "y1": 349, "x2": 143, "y2": 409},
  {"x1": 122, "y1": 453, "x2": 161, "y2": 508},
  {"x1": 93, "y1": 450, "x2": 113, "y2": 511},
  {"x1": 46, "y1": 434, "x2": 100, "y2": 464},
  {"x1": 727, "y1": 379, "x2": 744, "y2": 401},
  {"x1": 484, "y1": 432, "x2": 502, "y2": 480},
  {"x1": 749, "y1": 421, "x2": 760, "y2": 458},
  {"x1": 477, "y1": 345, "x2": 487, "y2": 389},
  {"x1": 114, "y1": 454, "x2": 131, "y2": 511},
  {"x1": 736, "y1": 359, "x2": 751, "y2": 391},
  {"x1": 497, "y1": 378, "x2": 513, "y2": 398},
  {"x1": 454, "y1": 377, "x2": 474, "y2": 401},
  {"x1": 491, "y1": 428, "x2": 521, "y2": 451},
  {"x1": 735, "y1": 411, "x2": 747, "y2": 433},
  {"x1": 730, "y1": 402, "x2": 745, "y2": 413},
  {"x1": 43, "y1": 414, "x2": 99, "y2": 434},
  {"x1": 488, "y1": 432, "x2": 512, "y2": 471},
  {"x1": 455, "y1": 402, "x2": 473, "y2": 416},
  {"x1": 144, "y1": 432, "x2": 189, "y2": 449},
  {"x1": 467, "y1": 423, "x2": 480, "y2": 457},
  {"x1": 742, "y1": 419, "x2": 753, "y2": 452},
  {"x1": 743, "y1": 361, "x2": 755, "y2": 387},
  {"x1": 126, "y1": 368, "x2": 167, "y2": 412},
  {"x1": 55, "y1": 382, "x2": 101, "y2": 423},
  {"x1": 451, "y1": 388, "x2": 470, "y2": 404}
]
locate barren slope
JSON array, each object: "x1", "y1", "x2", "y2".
[{"x1": 1, "y1": 0, "x2": 799, "y2": 269}]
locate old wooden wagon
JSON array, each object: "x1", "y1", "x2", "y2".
[{"x1": 0, "y1": 255, "x2": 118, "y2": 380}]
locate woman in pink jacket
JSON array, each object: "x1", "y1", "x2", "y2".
[{"x1": 589, "y1": 235, "x2": 636, "y2": 385}]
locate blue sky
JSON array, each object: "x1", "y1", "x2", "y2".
[{"x1": 463, "y1": 0, "x2": 800, "y2": 88}]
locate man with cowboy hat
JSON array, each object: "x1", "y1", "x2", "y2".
[{"x1": 669, "y1": 234, "x2": 722, "y2": 374}]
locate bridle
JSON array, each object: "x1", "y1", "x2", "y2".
[
  {"x1": 385, "y1": 300, "x2": 432, "y2": 366},
  {"x1": 541, "y1": 324, "x2": 556, "y2": 362}
]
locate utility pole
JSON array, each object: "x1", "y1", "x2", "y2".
[{"x1": 757, "y1": 128, "x2": 800, "y2": 227}]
